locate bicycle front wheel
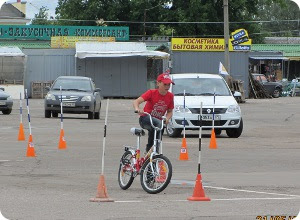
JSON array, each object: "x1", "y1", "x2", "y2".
[
  {"x1": 140, "y1": 155, "x2": 172, "y2": 194},
  {"x1": 118, "y1": 151, "x2": 135, "y2": 190}
]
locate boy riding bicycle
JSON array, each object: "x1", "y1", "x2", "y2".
[{"x1": 133, "y1": 73, "x2": 175, "y2": 153}]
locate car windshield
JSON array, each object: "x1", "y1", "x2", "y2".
[
  {"x1": 52, "y1": 78, "x2": 92, "y2": 92},
  {"x1": 172, "y1": 77, "x2": 231, "y2": 96}
]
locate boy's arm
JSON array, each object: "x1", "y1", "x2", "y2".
[
  {"x1": 133, "y1": 97, "x2": 145, "y2": 114},
  {"x1": 165, "y1": 109, "x2": 173, "y2": 124}
]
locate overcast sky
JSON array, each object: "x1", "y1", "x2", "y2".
[{"x1": 6, "y1": 0, "x2": 58, "y2": 18}]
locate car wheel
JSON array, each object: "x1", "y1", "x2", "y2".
[
  {"x1": 45, "y1": 110, "x2": 51, "y2": 118},
  {"x1": 166, "y1": 121, "x2": 182, "y2": 137},
  {"x1": 226, "y1": 118, "x2": 243, "y2": 138},
  {"x1": 215, "y1": 129, "x2": 222, "y2": 135},
  {"x1": 94, "y1": 103, "x2": 101, "y2": 119},
  {"x1": 272, "y1": 89, "x2": 280, "y2": 98},
  {"x1": 88, "y1": 112, "x2": 94, "y2": 119},
  {"x1": 94, "y1": 110, "x2": 100, "y2": 119},
  {"x1": 52, "y1": 112, "x2": 58, "y2": 118},
  {"x1": 2, "y1": 109, "x2": 12, "y2": 115}
]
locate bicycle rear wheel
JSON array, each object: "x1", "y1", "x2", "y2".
[
  {"x1": 118, "y1": 151, "x2": 135, "y2": 190},
  {"x1": 140, "y1": 155, "x2": 172, "y2": 194}
]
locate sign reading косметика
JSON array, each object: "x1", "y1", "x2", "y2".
[
  {"x1": 172, "y1": 37, "x2": 252, "y2": 52},
  {"x1": 0, "y1": 25, "x2": 129, "y2": 41},
  {"x1": 172, "y1": 29, "x2": 252, "y2": 52}
]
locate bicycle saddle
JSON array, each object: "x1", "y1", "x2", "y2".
[{"x1": 130, "y1": 127, "x2": 145, "y2": 136}]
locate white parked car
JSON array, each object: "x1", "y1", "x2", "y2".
[{"x1": 166, "y1": 73, "x2": 243, "y2": 138}]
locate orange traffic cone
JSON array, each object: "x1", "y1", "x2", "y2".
[
  {"x1": 187, "y1": 174, "x2": 211, "y2": 201},
  {"x1": 209, "y1": 129, "x2": 217, "y2": 149},
  {"x1": 179, "y1": 137, "x2": 189, "y2": 160},
  {"x1": 90, "y1": 175, "x2": 114, "y2": 202},
  {"x1": 26, "y1": 134, "x2": 36, "y2": 157},
  {"x1": 18, "y1": 123, "x2": 25, "y2": 141},
  {"x1": 58, "y1": 129, "x2": 67, "y2": 149}
]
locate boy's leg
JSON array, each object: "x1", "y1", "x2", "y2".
[
  {"x1": 139, "y1": 116, "x2": 154, "y2": 152},
  {"x1": 151, "y1": 117, "x2": 162, "y2": 152},
  {"x1": 146, "y1": 129, "x2": 154, "y2": 152}
]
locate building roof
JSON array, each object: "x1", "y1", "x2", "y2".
[
  {"x1": 0, "y1": 3, "x2": 30, "y2": 24},
  {"x1": 0, "y1": 46, "x2": 25, "y2": 56},
  {"x1": 264, "y1": 37, "x2": 300, "y2": 44},
  {"x1": 252, "y1": 44, "x2": 300, "y2": 57},
  {"x1": 0, "y1": 41, "x2": 51, "y2": 49},
  {"x1": 0, "y1": 3, "x2": 25, "y2": 18},
  {"x1": 75, "y1": 42, "x2": 170, "y2": 59}
]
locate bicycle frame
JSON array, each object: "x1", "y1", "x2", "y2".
[{"x1": 126, "y1": 112, "x2": 165, "y2": 176}]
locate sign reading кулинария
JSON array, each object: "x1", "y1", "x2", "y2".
[{"x1": 0, "y1": 25, "x2": 129, "y2": 41}]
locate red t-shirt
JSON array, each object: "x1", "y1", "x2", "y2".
[{"x1": 141, "y1": 89, "x2": 174, "y2": 120}]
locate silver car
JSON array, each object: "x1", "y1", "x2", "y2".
[
  {"x1": 166, "y1": 73, "x2": 243, "y2": 138},
  {"x1": 0, "y1": 88, "x2": 13, "y2": 115},
  {"x1": 44, "y1": 76, "x2": 102, "y2": 119}
]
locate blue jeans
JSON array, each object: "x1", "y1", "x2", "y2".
[{"x1": 139, "y1": 115, "x2": 162, "y2": 152}]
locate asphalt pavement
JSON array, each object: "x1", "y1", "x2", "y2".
[{"x1": 0, "y1": 97, "x2": 300, "y2": 220}]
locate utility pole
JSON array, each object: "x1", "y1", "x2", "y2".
[
  {"x1": 143, "y1": 9, "x2": 146, "y2": 42},
  {"x1": 143, "y1": 2, "x2": 164, "y2": 42},
  {"x1": 224, "y1": 0, "x2": 230, "y2": 75}
]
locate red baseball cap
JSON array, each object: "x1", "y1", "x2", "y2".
[{"x1": 157, "y1": 73, "x2": 175, "y2": 85}]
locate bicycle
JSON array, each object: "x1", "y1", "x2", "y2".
[{"x1": 118, "y1": 112, "x2": 172, "y2": 194}]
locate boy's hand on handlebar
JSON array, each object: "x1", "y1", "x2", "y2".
[{"x1": 134, "y1": 109, "x2": 144, "y2": 115}]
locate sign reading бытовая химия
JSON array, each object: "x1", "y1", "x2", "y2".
[{"x1": 0, "y1": 25, "x2": 129, "y2": 41}]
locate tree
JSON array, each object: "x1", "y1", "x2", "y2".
[
  {"x1": 31, "y1": 6, "x2": 53, "y2": 25},
  {"x1": 255, "y1": 0, "x2": 300, "y2": 38},
  {"x1": 54, "y1": 0, "x2": 299, "y2": 42}
]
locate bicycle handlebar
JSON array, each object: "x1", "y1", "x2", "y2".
[{"x1": 134, "y1": 111, "x2": 165, "y2": 131}]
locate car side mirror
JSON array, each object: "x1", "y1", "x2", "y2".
[
  {"x1": 45, "y1": 86, "x2": 50, "y2": 91},
  {"x1": 0, "y1": 88, "x2": 4, "y2": 91},
  {"x1": 233, "y1": 91, "x2": 241, "y2": 97},
  {"x1": 95, "y1": 88, "x2": 101, "y2": 92}
]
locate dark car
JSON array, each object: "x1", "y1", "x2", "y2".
[
  {"x1": 252, "y1": 73, "x2": 282, "y2": 98},
  {"x1": 44, "y1": 76, "x2": 102, "y2": 119},
  {"x1": 0, "y1": 88, "x2": 13, "y2": 115}
]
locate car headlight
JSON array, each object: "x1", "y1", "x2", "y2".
[
  {"x1": 6, "y1": 96, "x2": 12, "y2": 100},
  {"x1": 81, "y1": 96, "x2": 92, "y2": 102},
  {"x1": 45, "y1": 94, "x2": 56, "y2": 101},
  {"x1": 226, "y1": 105, "x2": 241, "y2": 113},
  {"x1": 174, "y1": 105, "x2": 192, "y2": 113}
]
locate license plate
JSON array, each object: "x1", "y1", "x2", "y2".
[
  {"x1": 62, "y1": 102, "x2": 75, "y2": 107},
  {"x1": 0, "y1": 101, "x2": 6, "y2": 106},
  {"x1": 201, "y1": 114, "x2": 221, "y2": 121}
]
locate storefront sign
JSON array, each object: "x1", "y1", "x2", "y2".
[
  {"x1": 171, "y1": 29, "x2": 252, "y2": 52},
  {"x1": 51, "y1": 36, "x2": 115, "y2": 48},
  {"x1": 0, "y1": 25, "x2": 129, "y2": 41},
  {"x1": 172, "y1": 38, "x2": 226, "y2": 51},
  {"x1": 230, "y1": 29, "x2": 251, "y2": 51}
]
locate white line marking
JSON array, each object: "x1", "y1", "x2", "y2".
[
  {"x1": 206, "y1": 186, "x2": 300, "y2": 198},
  {"x1": 213, "y1": 197, "x2": 300, "y2": 201},
  {"x1": 171, "y1": 180, "x2": 300, "y2": 198},
  {"x1": 110, "y1": 197, "x2": 300, "y2": 203},
  {"x1": 115, "y1": 200, "x2": 142, "y2": 203}
]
